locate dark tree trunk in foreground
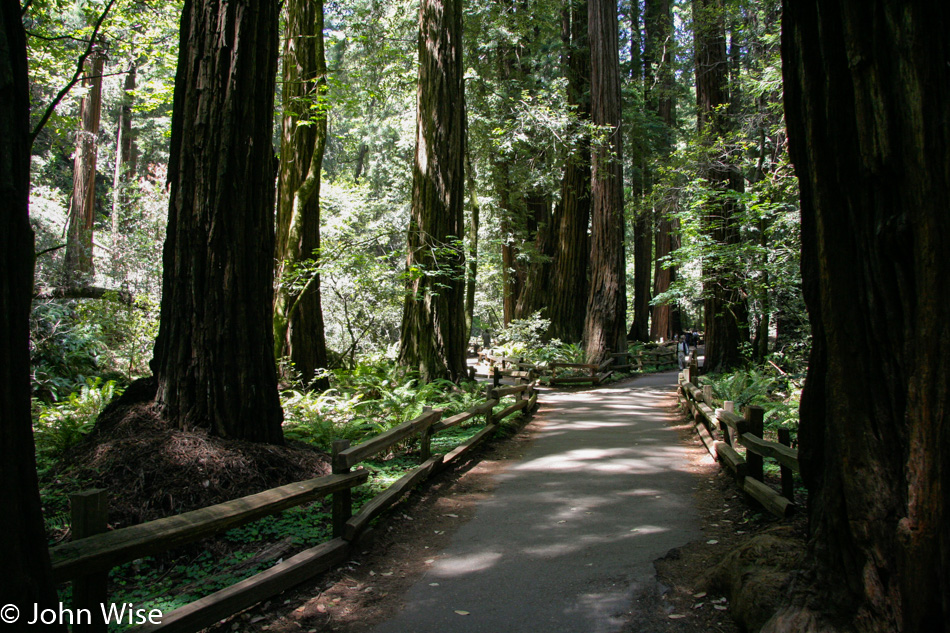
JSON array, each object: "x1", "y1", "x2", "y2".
[
  {"x1": 398, "y1": 0, "x2": 467, "y2": 382},
  {"x1": 0, "y1": 3, "x2": 63, "y2": 624},
  {"x1": 548, "y1": 0, "x2": 591, "y2": 344},
  {"x1": 584, "y1": 0, "x2": 627, "y2": 363},
  {"x1": 274, "y1": 0, "x2": 330, "y2": 390},
  {"x1": 646, "y1": 0, "x2": 680, "y2": 342},
  {"x1": 694, "y1": 0, "x2": 746, "y2": 371},
  {"x1": 151, "y1": 0, "x2": 283, "y2": 442},
  {"x1": 766, "y1": 3, "x2": 950, "y2": 632},
  {"x1": 64, "y1": 47, "x2": 105, "y2": 285}
]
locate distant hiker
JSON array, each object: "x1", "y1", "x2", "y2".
[
  {"x1": 677, "y1": 335, "x2": 690, "y2": 369},
  {"x1": 684, "y1": 331, "x2": 694, "y2": 346}
]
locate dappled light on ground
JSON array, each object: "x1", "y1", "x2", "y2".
[{"x1": 371, "y1": 372, "x2": 699, "y2": 633}]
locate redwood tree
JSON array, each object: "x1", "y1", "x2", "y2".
[
  {"x1": 274, "y1": 0, "x2": 330, "y2": 390},
  {"x1": 694, "y1": 0, "x2": 746, "y2": 371},
  {"x1": 151, "y1": 0, "x2": 283, "y2": 442},
  {"x1": 548, "y1": 0, "x2": 591, "y2": 344},
  {"x1": 0, "y1": 1, "x2": 62, "y2": 623},
  {"x1": 628, "y1": 0, "x2": 652, "y2": 344},
  {"x1": 64, "y1": 45, "x2": 105, "y2": 285},
  {"x1": 646, "y1": 0, "x2": 680, "y2": 342},
  {"x1": 398, "y1": 0, "x2": 468, "y2": 382},
  {"x1": 766, "y1": 2, "x2": 950, "y2": 632},
  {"x1": 584, "y1": 0, "x2": 627, "y2": 362}
]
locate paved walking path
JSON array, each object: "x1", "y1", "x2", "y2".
[{"x1": 371, "y1": 371, "x2": 700, "y2": 633}]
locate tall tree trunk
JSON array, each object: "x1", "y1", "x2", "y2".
[
  {"x1": 464, "y1": 146, "x2": 479, "y2": 337},
  {"x1": 0, "y1": 3, "x2": 63, "y2": 624},
  {"x1": 497, "y1": 159, "x2": 521, "y2": 326},
  {"x1": 629, "y1": 0, "x2": 652, "y2": 343},
  {"x1": 694, "y1": 0, "x2": 746, "y2": 372},
  {"x1": 646, "y1": 0, "x2": 679, "y2": 341},
  {"x1": 585, "y1": 0, "x2": 627, "y2": 363},
  {"x1": 151, "y1": 0, "x2": 283, "y2": 442},
  {"x1": 514, "y1": 191, "x2": 554, "y2": 320},
  {"x1": 274, "y1": 0, "x2": 330, "y2": 390},
  {"x1": 64, "y1": 46, "x2": 105, "y2": 286},
  {"x1": 766, "y1": 3, "x2": 950, "y2": 632},
  {"x1": 398, "y1": 0, "x2": 467, "y2": 382},
  {"x1": 548, "y1": 0, "x2": 591, "y2": 344},
  {"x1": 111, "y1": 63, "x2": 136, "y2": 267}
]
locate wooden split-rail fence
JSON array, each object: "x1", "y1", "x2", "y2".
[
  {"x1": 50, "y1": 377, "x2": 540, "y2": 633},
  {"x1": 475, "y1": 345, "x2": 678, "y2": 387},
  {"x1": 678, "y1": 368, "x2": 799, "y2": 519}
]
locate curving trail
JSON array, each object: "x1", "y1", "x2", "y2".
[{"x1": 370, "y1": 371, "x2": 700, "y2": 633}]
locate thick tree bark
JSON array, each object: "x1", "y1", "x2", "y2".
[
  {"x1": 765, "y1": 3, "x2": 950, "y2": 632},
  {"x1": 398, "y1": 0, "x2": 467, "y2": 382},
  {"x1": 694, "y1": 0, "x2": 746, "y2": 371},
  {"x1": 64, "y1": 46, "x2": 105, "y2": 285},
  {"x1": 0, "y1": 3, "x2": 63, "y2": 624},
  {"x1": 274, "y1": 0, "x2": 330, "y2": 390},
  {"x1": 584, "y1": 0, "x2": 627, "y2": 363},
  {"x1": 548, "y1": 0, "x2": 591, "y2": 344},
  {"x1": 151, "y1": 0, "x2": 283, "y2": 442}
]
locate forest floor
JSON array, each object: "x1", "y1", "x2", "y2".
[{"x1": 207, "y1": 373, "x2": 806, "y2": 633}]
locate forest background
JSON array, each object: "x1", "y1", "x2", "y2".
[{"x1": 15, "y1": 0, "x2": 808, "y2": 627}]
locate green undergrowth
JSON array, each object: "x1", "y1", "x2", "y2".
[
  {"x1": 281, "y1": 359, "x2": 488, "y2": 452},
  {"x1": 697, "y1": 363, "x2": 802, "y2": 443},
  {"x1": 57, "y1": 373, "x2": 524, "y2": 630}
]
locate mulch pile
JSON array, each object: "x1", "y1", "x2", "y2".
[{"x1": 53, "y1": 378, "x2": 330, "y2": 531}]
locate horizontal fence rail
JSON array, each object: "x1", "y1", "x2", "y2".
[
  {"x1": 53, "y1": 373, "x2": 543, "y2": 633},
  {"x1": 678, "y1": 372, "x2": 799, "y2": 519},
  {"x1": 474, "y1": 345, "x2": 678, "y2": 386}
]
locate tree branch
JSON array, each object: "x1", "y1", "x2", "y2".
[
  {"x1": 28, "y1": 0, "x2": 118, "y2": 146},
  {"x1": 34, "y1": 285, "x2": 135, "y2": 306},
  {"x1": 35, "y1": 244, "x2": 66, "y2": 257}
]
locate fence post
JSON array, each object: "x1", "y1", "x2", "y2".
[
  {"x1": 778, "y1": 428, "x2": 794, "y2": 500},
  {"x1": 493, "y1": 366, "x2": 501, "y2": 389},
  {"x1": 702, "y1": 384, "x2": 713, "y2": 404},
  {"x1": 420, "y1": 406, "x2": 433, "y2": 462},
  {"x1": 468, "y1": 365, "x2": 476, "y2": 382},
  {"x1": 744, "y1": 406, "x2": 765, "y2": 481},
  {"x1": 722, "y1": 400, "x2": 736, "y2": 445},
  {"x1": 688, "y1": 357, "x2": 699, "y2": 380},
  {"x1": 71, "y1": 489, "x2": 109, "y2": 633},
  {"x1": 331, "y1": 440, "x2": 352, "y2": 539}
]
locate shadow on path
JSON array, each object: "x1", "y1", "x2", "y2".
[{"x1": 371, "y1": 371, "x2": 699, "y2": 633}]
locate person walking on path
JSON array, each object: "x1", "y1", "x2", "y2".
[{"x1": 677, "y1": 334, "x2": 690, "y2": 369}]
